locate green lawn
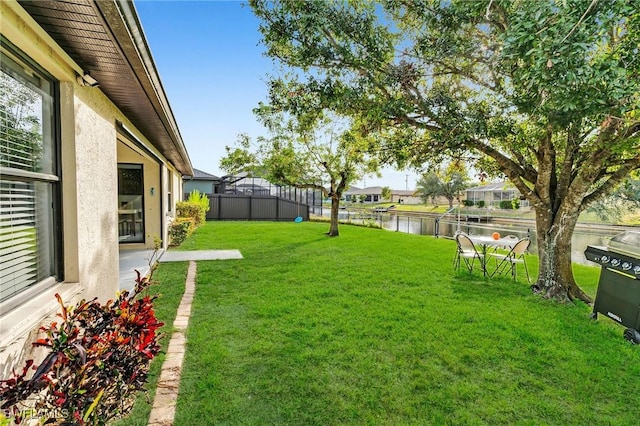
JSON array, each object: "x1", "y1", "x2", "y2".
[
  {"x1": 123, "y1": 221, "x2": 640, "y2": 425},
  {"x1": 111, "y1": 262, "x2": 189, "y2": 426}
]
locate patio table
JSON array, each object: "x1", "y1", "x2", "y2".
[
  {"x1": 118, "y1": 209, "x2": 140, "y2": 236},
  {"x1": 468, "y1": 235, "x2": 518, "y2": 276}
]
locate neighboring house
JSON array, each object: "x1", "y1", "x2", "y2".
[
  {"x1": 344, "y1": 187, "x2": 423, "y2": 205},
  {"x1": 184, "y1": 168, "x2": 221, "y2": 197},
  {"x1": 342, "y1": 186, "x2": 361, "y2": 202},
  {"x1": 344, "y1": 186, "x2": 384, "y2": 203},
  {"x1": 0, "y1": 0, "x2": 193, "y2": 377},
  {"x1": 389, "y1": 189, "x2": 422, "y2": 205},
  {"x1": 465, "y1": 181, "x2": 529, "y2": 208}
]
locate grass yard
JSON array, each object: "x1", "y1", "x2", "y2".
[
  {"x1": 123, "y1": 221, "x2": 640, "y2": 425},
  {"x1": 111, "y1": 262, "x2": 189, "y2": 426}
]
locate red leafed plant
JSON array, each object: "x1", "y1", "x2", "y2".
[{"x1": 0, "y1": 270, "x2": 164, "y2": 425}]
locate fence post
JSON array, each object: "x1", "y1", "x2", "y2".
[{"x1": 435, "y1": 218, "x2": 439, "y2": 238}]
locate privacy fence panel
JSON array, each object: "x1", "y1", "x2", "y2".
[{"x1": 206, "y1": 195, "x2": 309, "y2": 221}]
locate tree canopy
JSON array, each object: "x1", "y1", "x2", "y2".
[
  {"x1": 416, "y1": 162, "x2": 469, "y2": 208},
  {"x1": 250, "y1": 0, "x2": 640, "y2": 302}
]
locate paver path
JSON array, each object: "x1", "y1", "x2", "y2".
[
  {"x1": 145, "y1": 250, "x2": 243, "y2": 425},
  {"x1": 147, "y1": 261, "x2": 196, "y2": 426}
]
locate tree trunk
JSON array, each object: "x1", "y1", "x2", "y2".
[
  {"x1": 534, "y1": 207, "x2": 592, "y2": 303},
  {"x1": 328, "y1": 194, "x2": 340, "y2": 236}
]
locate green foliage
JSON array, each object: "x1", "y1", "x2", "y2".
[
  {"x1": 186, "y1": 189, "x2": 210, "y2": 212},
  {"x1": 183, "y1": 189, "x2": 210, "y2": 226},
  {"x1": 500, "y1": 200, "x2": 514, "y2": 209},
  {"x1": 250, "y1": 0, "x2": 640, "y2": 299},
  {"x1": 0, "y1": 72, "x2": 44, "y2": 172},
  {"x1": 587, "y1": 174, "x2": 640, "y2": 221},
  {"x1": 219, "y1": 133, "x2": 258, "y2": 176},
  {"x1": 415, "y1": 163, "x2": 469, "y2": 207},
  {"x1": 176, "y1": 190, "x2": 209, "y2": 228},
  {"x1": 0, "y1": 273, "x2": 163, "y2": 425},
  {"x1": 381, "y1": 186, "x2": 391, "y2": 200},
  {"x1": 476, "y1": 200, "x2": 485, "y2": 208},
  {"x1": 111, "y1": 263, "x2": 189, "y2": 426},
  {"x1": 462, "y1": 199, "x2": 475, "y2": 207},
  {"x1": 499, "y1": 200, "x2": 511, "y2": 209},
  {"x1": 168, "y1": 217, "x2": 195, "y2": 248},
  {"x1": 415, "y1": 172, "x2": 441, "y2": 204}
]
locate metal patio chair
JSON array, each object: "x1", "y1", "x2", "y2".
[
  {"x1": 453, "y1": 232, "x2": 484, "y2": 274},
  {"x1": 490, "y1": 237, "x2": 531, "y2": 283}
]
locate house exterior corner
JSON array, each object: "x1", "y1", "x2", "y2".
[{"x1": 0, "y1": 0, "x2": 192, "y2": 378}]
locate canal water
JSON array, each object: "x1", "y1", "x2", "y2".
[{"x1": 319, "y1": 208, "x2": 635, "y2": 266}]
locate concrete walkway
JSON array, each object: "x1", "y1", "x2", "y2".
[
  {"x1": 120, "y1": 249, "x2": 243, "y2": 292},
  {"x1": 119, "y1": 249, "x2": 160, "y2": 293},
  {"x1": 159, "y1": 249, "x2": 243, "y2": 262}
]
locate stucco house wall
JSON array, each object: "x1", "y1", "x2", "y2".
[{"x1": 0, "y1": 0, "x2": 192, "y2": 379}]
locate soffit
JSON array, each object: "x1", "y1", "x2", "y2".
[{"x1": 17, "y1": 0, "x2": 193, "y2": 176}]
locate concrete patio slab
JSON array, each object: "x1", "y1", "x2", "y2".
[
  {"x1": 119, "y1": 249, "x2": 163, "y2": 292},
  {"x1": 159, "y1": 250, "x2": 243, "y2": 262}
]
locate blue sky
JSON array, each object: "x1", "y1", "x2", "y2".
[{"x1": 134, "y1": 0, "x2": 418, "y2": 189}]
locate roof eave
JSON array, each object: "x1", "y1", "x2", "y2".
[{"x1": 95, "y1": 0, "x2": 193, "y2": 176}]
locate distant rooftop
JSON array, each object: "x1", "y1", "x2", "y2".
[{"x1": 189, "y1": 168, "x2": 220, "y2": 181}]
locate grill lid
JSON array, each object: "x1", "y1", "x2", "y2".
[{"x1": 608, "y1": 230, "x2": 640, "y2": 258}]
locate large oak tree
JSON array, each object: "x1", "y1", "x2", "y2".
[{"x1": 250, "y1": 0, "x2": 640, "y2": 302}]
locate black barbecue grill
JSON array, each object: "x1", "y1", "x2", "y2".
[{"x1": 584, "y1": 230, "x2": 640, "y2": 343}]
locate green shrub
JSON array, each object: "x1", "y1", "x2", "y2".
[
  {"x1": 476, "y1": 200, "x2": 485, "y2": 208},
  {"x1": 176, "y1": 201, "x2": 200, "y2": 224},
  {"x1": 462, "y1": 199, "x2": 474, "y2": 207},
  {"x1": 187, "y1": 190, "x2": 210, "y2": 223},
  {"x1": 177, "y1": 190, "x2": 210, "y2": 226},
  {"x1": 169, "y1": 217, "x2": 194, "y2": 247},
  {"x1": 499, "y1": 200, "x2": 514, "y2": 209},
  {"x1": 511, "y1": 199, "x2": 520, "y2": 209}
]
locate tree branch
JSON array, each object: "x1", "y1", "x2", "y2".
[{"x1": 582, "y1": 156, "x2": 640, "y2": 208}]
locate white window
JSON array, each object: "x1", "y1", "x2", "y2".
[{"x1": 0, "y1": 38, "x2": 61, "y2": 303}]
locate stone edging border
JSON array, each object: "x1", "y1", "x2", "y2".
[{"x1": 147, "y1": 260, "x2": 196, "y2": 426}]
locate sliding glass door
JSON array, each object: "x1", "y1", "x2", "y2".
[{"x1": 117, "y1": 164, "x2": 144, "y2": 243}]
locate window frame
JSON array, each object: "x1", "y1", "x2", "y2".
[
  {"x1": 0, "y1": 36, "x2": 63, "y2": 308},
  {"x1": 117, "y1": 162, "x2": 145, "y2": 243}
]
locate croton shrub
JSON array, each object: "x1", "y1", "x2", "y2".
[{"x1": 0, "y1": 270, "x2": 163, "y2": 425}]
